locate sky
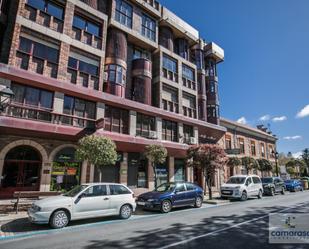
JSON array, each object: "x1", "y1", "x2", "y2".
[{"x1": 160, "y1": 0, "x2": 309, "y2": 156}]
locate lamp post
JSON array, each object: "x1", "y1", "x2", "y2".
[
  {"x1": 0, "y1": 86, "x2": 14, "y2": 112},
  {"x1": 272, "y1": 150, "x2": 279, "y2": 177}
]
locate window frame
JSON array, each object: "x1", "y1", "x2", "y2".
[
  {"x1": 26, "y1": 0, "x2": 64, "y2": 20},
  {"x1": 141, "y1": 13, "x2": 156, "y2": 41},
  {"x1": 162, "y1": 119, "x2": 178, "y2": 142},
  {"x1": 73, "y1": 14, "x2": 102, "y2": 38},
  {"x1": 115, "y1": 0, "x2": 133, "y2": 28}
]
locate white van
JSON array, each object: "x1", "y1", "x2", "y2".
[
  {"x1": 28, "y1": 183, "x2": 136, "y2": 229},
  {"x1": 220, "y1": 175, "x2": 263, "y2": 201}
]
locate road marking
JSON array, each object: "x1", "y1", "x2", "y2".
[{"x1": 158, "y1": 202, "x2": 309, "y2": 249}]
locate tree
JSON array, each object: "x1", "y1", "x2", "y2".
[
  {"x1": 144, "y1": 144, "x2": 168, "y2": 189},
  {"x1": 241, "y1": 156, "x2": 258, "y2": 174},
  {"x1": 257, "y1": 159, "x2": 273, "y2": 177},
  {"x1": 286, "y1": 159, "x2": 306, "y2": 177},
  {"x1": 187, "y1": 144, "x2": 228, "y2": 200},
  {"x1": 227, "y1": 157, "x2": 241, "y2": 176},
  {"x1": 301, "y1": 148, "x2": 309, "y2": 176},
  {"x1": 76, "y1": 135, "x2": 117, "y2": 181}
]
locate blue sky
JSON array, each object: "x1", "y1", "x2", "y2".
[{"x1": 160, "y1": 0, "x2": 309, "y2": 156}]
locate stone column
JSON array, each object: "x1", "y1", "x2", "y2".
[
  {"x1": 148, "y1": 161, "x2": 155, "y2": 190},
  {"x1": 53, "y1": 92, "x2": 64, "y2": 113},
  {"x1": 168, "y1": 156, "x2": 175, "y2": 182},
  {"x1": 156, "y1": 117, "x2": 162, "y2": 140},
  {"x1": 119, "y1": 152, "x2": 128, "y2": 185},
  {"x1": 80, "y1": 161, "x2": 88, "y2": 184},
  {"x1": 194, "y1": 126, "x2": 199, "y2": 143},
  {"x1": 96, "y1": 102, "x2": 105, "y2": 119},
  {"x1": 178, "y1": 123, "x2": 184, "y2": 143},
  {"x1": 129, "y1": 111, "x2": 137, "y2": 136},
  {"x1": 39, "y1": 161, "x2": 52, "y2": 191}
]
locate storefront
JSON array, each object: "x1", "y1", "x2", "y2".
[
  {"x1": 155, "y1": 161, "x2": 169, "y2": 187},
  {"x1": 50, "y1": 147, "x2": 81, "y2": 192},
  {"x1": 174, "y1": 159, "x2": 186, "y2": 182},
  {"x1": 127, "y1": 153, "x2": 148, "y2": 188}
]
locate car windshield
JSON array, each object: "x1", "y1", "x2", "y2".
[
  {"x1": 226, "y1": 177, "x2": 246, "y2": 184},
  {"x1": 261, "y1": 178, "x2": 273, "y2": 183},
  {"x1": 63, "y1": 185, "x2": 88, "y2": 197},
  {"x1": 155, "y1": 183, "x2": 176, "y2": 192}
]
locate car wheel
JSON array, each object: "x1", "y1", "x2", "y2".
[
  {"x1": 119, "y1": 204, "x2": 132, "y2": 219},
  {"x1": 281, "y1": 187, "x2": 285, "y2": 195},
  {"x1": 258, "y1": 190, "x2": 263, "y2": 199},
  {"x1": 194, "y1": 196, "x2": 203, "y2": 208},
  {"x1": 161, "y1": 200, "x2": 172, "y2": 213},
  {"x1": 50, "y1": 210, "x2": 69, "y2": 229},
  {"x1": 270, "y1": 188, "x2": 275, "y2": 196},
  {"x1": 240, "y1": 191, "x2": 247, "y2": 201}
]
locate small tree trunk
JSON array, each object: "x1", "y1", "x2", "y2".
[
  {"x1": 99, "y1": 168, "x2": 103, "y2": 182},
  {"x1": 206, "y1": 176, "x2": 212, "y2": 200},
  {"x1": 153, "y1": 163, "x2": 158, "y2": 190}
]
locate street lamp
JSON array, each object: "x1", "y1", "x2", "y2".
[
  {"x1": 0, "y1": 86, "x2": 14, "y2": 112},
  {"x1": 272, "y1": 150, "x2": 279, "y2": 177}
]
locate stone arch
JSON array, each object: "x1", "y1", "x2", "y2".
[{"x1": 48, "y1": 144, "x2": 78, "y2": 162}]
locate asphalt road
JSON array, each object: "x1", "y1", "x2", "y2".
[{"x1": 1, "y1": 191, "x2": 309, "y2": 249}]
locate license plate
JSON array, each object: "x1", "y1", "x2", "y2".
[
  {"x1": 137, "y1": 201, "x2": 145, "y2": 206},
  {"x1": 222, "y1": 191, "x2": 230, "y2": 194}
]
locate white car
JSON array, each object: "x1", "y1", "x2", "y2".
[
  {"x1": 220, "y1": 175, "x2": 263, "y2": 201},
  {"x1": 28, "y1": 183, "x2": 136, "y2": 229}
]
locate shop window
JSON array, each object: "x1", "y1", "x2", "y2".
[{"x1": 174, "y1": 159, "x2": 185, "y2": 182}]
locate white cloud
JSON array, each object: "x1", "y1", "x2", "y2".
[
  {"x1": 272, "y1": 116, "x2": 287, "y2": 122},
  {"x1": 259, "y1": 115, "x2": 271, "y2": 121},
  {"x1": 283, "y1": 135, "x2": 302, "y2": 140},
  {"x1": 296, "y1": 104, "x2": 309, "y2": 118},
  {"x1": 292, "y1": 152, "x2": 302, "y2": 159},
  {"x1": 237, "y1": 117, "x2": 247, "y2": 124}
]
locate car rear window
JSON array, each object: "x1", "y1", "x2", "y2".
[{"x1": 109, "y1": 185, "x2": 131, "y2": 195}]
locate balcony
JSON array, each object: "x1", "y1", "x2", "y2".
[
  {"x1": 162, "y1": 99, "x2": 179, "y2": 114},
  {"x1": 23, "y1": 4, "x2": 64, "y2": 33},
  {"x1": 182, "y1": 77, "x2": 196, "y2": 90},
  {"x1": 67, "y1": 67, "x2": 99, "y2": 90},
  {"x1": 16, "y1": 50, "x2": 58, "y2": 78},
  {"x1": 225, "y1": 148, "x2": 241, "y2": 155},
  {"x1": 4, "y1": 102, "x2": 96, "y2": 129},
  {"x1": 183, "y1": 106, "x2": 197, "y2": 119},
  {"x1": 162, "y1": 68, "x2": 178, "y2": 83},
  {"x1": 72, "y1": 27, "x2": 103, "y2": 50}
]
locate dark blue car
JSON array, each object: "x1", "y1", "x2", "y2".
[
  {"x1": 284, "y1": 179, "x2": 303, "y2": 192},
  {"x1": 136, "y1": 182, "x2": 204, "y2": 213}
]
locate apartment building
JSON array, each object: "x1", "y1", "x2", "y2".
[
  {"x1": 0, "y1": 0, "x2": 227, "y2": 198},
  {"x1": 220, "y1": 118, "x2": 277, "y2": 179}
]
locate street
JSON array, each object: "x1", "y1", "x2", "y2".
[{"x1": 0, "y1": 191, "x2": 309, "y2": 249}]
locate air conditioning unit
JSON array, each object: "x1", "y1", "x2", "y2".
[
  {"x1": 148, "y1": 131, "x2": 157, "y2": 139},
  {"x1": 189, "y1": 137, "x2": 197, "y2": 145},
  {"x1": 103, "y1": 72, "x2": 108, "y2": 82}
]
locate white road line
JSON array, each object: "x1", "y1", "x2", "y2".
[{"x1": 158, "y1": 202, "x2": 308, "y2": 249}]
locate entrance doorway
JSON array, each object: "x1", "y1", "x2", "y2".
[{"x1": 0, "y1": 146, "x2": 41, "y2": 198}]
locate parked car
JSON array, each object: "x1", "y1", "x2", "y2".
[
  {"x1": 261, "y1": 177, "x2": 285, "y2": 196},
  {"x1": 220, "y1": 175, "x2": 263, "y2": 201},
  {"x1": 136, "y1": 182, "x2": 204, "y2": 213},
  {"x1": 28, "y1": 183, "x2": 136, "y2": 229},
  {"x1": 284, "y1": 179, "x2": 304, "y2": 192}
]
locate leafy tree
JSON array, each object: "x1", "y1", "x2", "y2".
[
  {"x1": 286, "y1": 159, "x2": 306, "y2": 177},
  {"x1": 144, "y1": 144, "x2": 168, "y2": 189},
  {"x1": 76, "y1": 135, "x2": 117, "y2": 181},
  {"x1": 241, "y1": 156, "x2": 258, "y2": 174},
  {"x1": 227, "y1": 157, "x2": 241, "y2": 176},
  {"x1": 257, "y1": 159, "x2": 273, "y2": 177},
  {"x1": 301, "y1": 148, "x2": 309, "y2": 176},
  {"x1": 187, "y1": 144, "x2": 227, "y2": 200}
]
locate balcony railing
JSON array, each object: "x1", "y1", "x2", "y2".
[
  {"x1": 162, "y1": 68, "x2": 178, "y2": 83},
  {"x1": 67, "y1": 67, "x2": 99, "y2": 90},
  {"x1": 183, "y1": 106, "x2": 197, "y2": 119},
  {"x1": 162, "y1": 99, "x2": 179, "y2": 113},
  {"x1": 72, "y1": 27, "x2": 103, "y2": 50},
  {"x1": 182, "y1": 77, "x2": 196, "y2": 90},
  {"x1": 4, "y1": 102, "x2": 96, "y2": 129},
  {"x1": 16, "y1": 50, "x2": 58, "y2": 78},
  {"x1": 23, "y1": 4, "x2": 64, "y2": 33}
]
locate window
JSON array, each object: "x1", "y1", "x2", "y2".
[
  {"x1": 68, "y1": 57, "x2": 99, "y2": 76},
  {"x1": 245, "y1": 177, "x2": 252, "y2": 186},
  {"x1": 63, "y1": 96, "x2": 96, "y2": 119},
  {"x1": 225, "y1": 135, "x2": 232, "y2": 150},
  {"x1": 73, "y1": 15, "x2": 101, "y2": 37},
  {"x1": 11, "y1": 83, "x2": 53, "y2": 109},
  {"x1": 109, "y1": 185, "x2": 131, "y2": 195},
  {"x1": 251, "y1": 141, "x2": 256, "y2": 156},
  {"x1": 84, "y1": 185, "x2": 107, "y2": 197},
  {"x1": 18, "y1": 36, "x2": 59, "y2": 64},
  {"x1": 141, "y1": 14, "x2": 156, "y2": 41},
  {"x1": 252, "y1": 177, "x2": 261, "y2": 184},
  {"x1": 175, "y1": 159, "x2": 185, "y2": 182},
  {"x1": 162, "y1": 120, "x2": 178, "y2": 142},
  {"x1": 163, "y1": 54, "x2": 177, "y2": 73},
  {"x1": 185, "y1": 183, "x2": 196, "y2": 191},
  {"x1": 136, "y1": 113, "x2": 155, "y2": 138},
  {"x1": 115, "y1": 0, "x2": 132, "y2": 28},
  {"x1": 182, "y1": 64, "x2": 195, "y2": 81},
  {"x1": 104, "y1": 105, "x2": 129, "y2": 134},
  {"x1": 27, "y1": 0, "x2": 64, "y2": 20},
  {"x1": 175, "y1": 183, "x2": 186, "y2": 192},
  {"x1": 209, "y1": 82, "x2": 217, "y2": 93},
  {"x1": 207, "y1": 105, "x2": 218, "y2": 118},
  {"x1": 133, "y1": 47, "x2": 150, "y2": 60},
  {"x1": 183, "y1": 124, "x2": 193, "y2": 144},
  {"x1": 261, "y1": 143, "x2": 265, "y2": 157},
  {"x1": 104, "y1": 64, "x2": 126, "y2": 85},
  {"x1": 238, "y1": 138, "x2": 245, "y2": 154}
]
